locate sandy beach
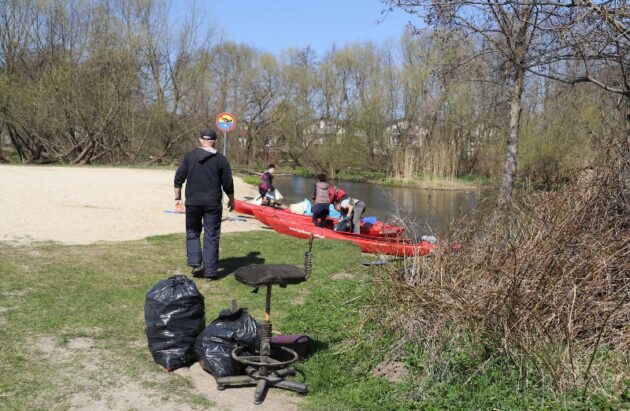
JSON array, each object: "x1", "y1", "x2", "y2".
[{"x1": 0, "y1": 165, "x2": 264, "y2": 244}]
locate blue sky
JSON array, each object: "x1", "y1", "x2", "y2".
[{"x1": 172, "y1": 0, "x2": 417, "y2": 57}]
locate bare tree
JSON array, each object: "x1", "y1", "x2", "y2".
[
  {"x1": 527, "y1": 0, "x2": 629, "y2": 99},
  {"x1": 0, "y1": 0, "x2": 621, "y2": 179},
  {"x1": 240, "y1": 53, "x2": 282, "y2": 164},
  {"x1": 386, "y1": 0, "x2": 542, "y2": 207},
  {"x1": 386, "y1": 0, "x2": 629, "y2": 205}
]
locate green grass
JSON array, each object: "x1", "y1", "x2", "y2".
[
  {"x1": 0, "y1": 232, "x2": 362, "y2": 410},
  {"x1": 279, "y1": 167, "x2": 494, "y2": 188},
  {"x1": 301, "y1": 326, "x2": 626, "y2": 410},
  {"x1": 453, "y1": 175, "x2": 494, "y2": 185},
  {"x1": 0, "y1": 232, "x2": 622, "y2": 410},
  {"x1": 236, "y1": 174, "x2": 261, "y2": 187},
  {"x1": 373, "y1": 174, "x2": 494, "y2": 189},
  {"x1": 335, "y1": 169, "x2": 386, "y2": 182}
]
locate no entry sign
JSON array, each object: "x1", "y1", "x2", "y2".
[{"x1": 216, "y1": 112, "x2": 236, "y2": 133}]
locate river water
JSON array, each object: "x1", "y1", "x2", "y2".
[{"x1": 271, "y1": 175, "x2": 486, "y2": 236}]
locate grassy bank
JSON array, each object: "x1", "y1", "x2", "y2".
[
  {"x1": 370, "y1": 175, "x2": 492, "y2": 190},
  {"x1": 1, "y1": 231, "x2": 622, "y2": 410},
  {"x1": 0, "y1": 232, "x2": 365, "y2": 410},
  {"x1": 237, "y1": 174, "x2": 262, "y2": 187},
  {"x1": 235, "y1": 166, "x2": 491, "y2": 191}
]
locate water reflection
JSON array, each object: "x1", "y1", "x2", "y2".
[{"x1": 273, "y1": 175, "x2": 484, "y2": 236}]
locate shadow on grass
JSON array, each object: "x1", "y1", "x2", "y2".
[
  {"x1": 308, "y1": 339, "x2": 330, "y2": 357},
  {"x1": 218, "y1": 251, "x2": 265, "y2": 277}
]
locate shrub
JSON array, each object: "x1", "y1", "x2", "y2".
[{"x1": 370, "y1": 139, "x2": 629, "y2": 399}]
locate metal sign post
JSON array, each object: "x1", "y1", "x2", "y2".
[{"x1": 215, "y1": 112, "x2": 236, "y2": 156}]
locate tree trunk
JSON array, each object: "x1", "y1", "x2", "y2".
[
  {"x1": 498, "y1": 67, "x2": 526, "y2": 208},
  {"x1": 245, "y1": 126, "x2": 254, "y2": 166},
  {"x1": 71, "y1": 140, "x2": 96, "y2": 165},
  {"x1": 0, "y1": 149, "x2": 9, "y2": 163},
  {"x1": 0, "y1": 139, "x2": 8, "y2": 163}
]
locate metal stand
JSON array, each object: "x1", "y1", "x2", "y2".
[
  {"x1": 222, "y1": 131, "x2": 227, "y2": 156},
  {"x1": 215, "y1": 284, "x2": 307, "y2": 403},
  {"x1": 215, "y1": 238, "x2": 313, "y2": 405}
]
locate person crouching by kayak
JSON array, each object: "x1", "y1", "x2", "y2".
[
  {"x1": 335, "y1": 197, "x2": 366, "y2": 234},
  {"x1": 259, "y1": 164, "x2": 276, "y2": 205},
  {"x1": 311, "y1": 174, "x2": 330, "y2": 227}
]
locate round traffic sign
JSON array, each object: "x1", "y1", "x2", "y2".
[{"x1": 216, "y1": 112, "x2": 236, "y2": 133}]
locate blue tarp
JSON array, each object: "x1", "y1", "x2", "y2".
[
  {"x1": 301, "y1": 199, "x2": 342, "y2": 219},
  {"x1": 328, "y1": 203, "x2": 341, "y2": 218}
]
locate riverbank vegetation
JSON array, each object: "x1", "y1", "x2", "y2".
[
  {"x1": 1, "y1": 1, "x2": 625, "y2": 191},
  {"x1": 366, "y1": 141, "x2": 629, "y2": 408},
  {"x1": 235, "y1": 166, "x2": 491, "y2": 190}
]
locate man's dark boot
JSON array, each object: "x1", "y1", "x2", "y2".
[{"x1": 191, "y1": 265, "x2": 204, "y2": 278}]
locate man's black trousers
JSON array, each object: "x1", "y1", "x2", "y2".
[
  {"x1": 185, "y1": 205, "x2": 222, "y2": 278},
  {"x1": 312, "y1": 203, "x2": 329, "y2": 227}
]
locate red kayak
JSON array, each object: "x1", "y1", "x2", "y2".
[
  {"x1": 234, "y1": 199, "x2": 260, "y2": 215},
  {"x1": 234, "y1": 199, "x2": 288, "y2": 216},
  {"x1": 265, "y1": 216, "x2": 435, "y2": 257},
  {"x1": 251, "y1": 203, "x2": 404, "y2": 238},
  {"x1": 233, "y1": 200, "x2": 253, "y2": 215}
]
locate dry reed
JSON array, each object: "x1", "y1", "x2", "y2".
[{"x1": 370, "y1": 140, "x2": 629, "y2": 396}]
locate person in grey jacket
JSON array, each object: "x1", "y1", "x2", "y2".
[
  {"x1": 335, "y1": 197, "x2": 366, "y2": 234},
  {"x1": 311, "y1": 174, "x2": 330, "y2": 227},
  {"x1": 174, "y1": 129, "x2": 234, "y2": 280}
]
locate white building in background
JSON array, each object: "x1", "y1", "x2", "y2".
[
  {"x1": 234, "y1": 124, "x2": 279, "y2": 152},
  {"x1": 303, "y1": 119, "x2": 345, "y2": 145},
  {"x1": 384, "y1": 120, "x2": 429, "y2": 148}
]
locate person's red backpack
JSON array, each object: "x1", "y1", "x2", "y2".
[{"x1": 328, "y1": 186, "x2": 347, "y2": 203}]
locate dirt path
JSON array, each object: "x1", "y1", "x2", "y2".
[
  {"x1": 175, "y1": 363, "x2": 302, "y2": 411},
  {"x1": 0, "y1": 165, "x2": 265, "y2": 244},
  {"x1": 26, "y1": 332, "x2": 302, "y2": 411}
]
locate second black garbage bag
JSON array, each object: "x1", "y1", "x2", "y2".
[{"x1": 195, "y1": 308, "x2": 260, "y2": 377}]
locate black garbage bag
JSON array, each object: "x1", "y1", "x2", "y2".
[
  {"x1": 195, "y1": 308, "x2": 260, "y2": 377},
  {"x1": 334, "y1": 218, "x2": 352, "y2": 232},
  {"x1": 145, "y1": 275, "x2": 205, "y2": 371}
]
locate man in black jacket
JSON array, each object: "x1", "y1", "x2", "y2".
[{"x1": 174, "y1": 129, "x2": 235, "y2": 280}]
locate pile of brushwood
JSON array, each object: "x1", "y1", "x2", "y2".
[{"x1": 371, "y1": 139, "x2": 628, "y2": 399}]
